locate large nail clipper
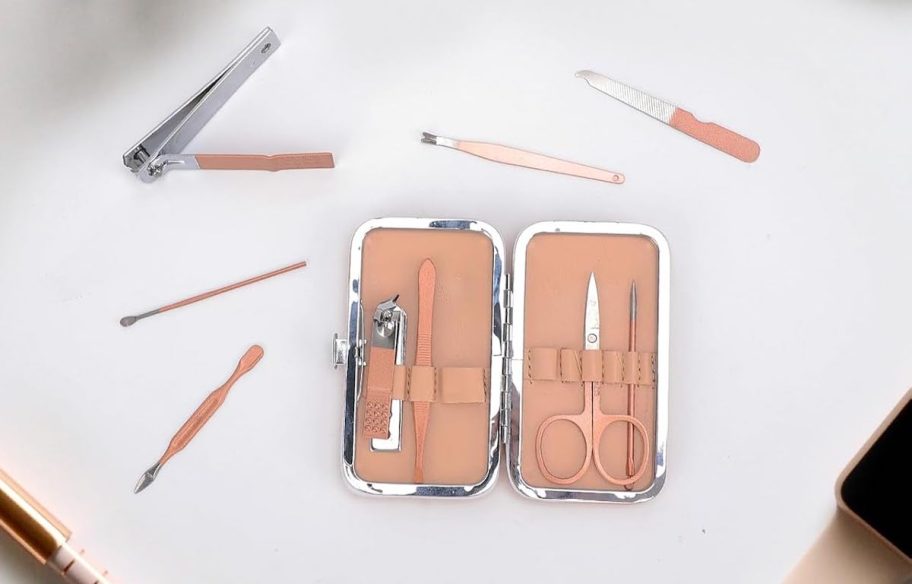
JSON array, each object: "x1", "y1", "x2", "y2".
[
  {"x1": 364, "y1": 296, "x2": 408, "y2": 451},
  {"x1": 122, "y1": 27, "x2": 334, "y2": 182}
]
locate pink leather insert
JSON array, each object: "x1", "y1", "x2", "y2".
[
  {"x1": 520, "y1": 232, "x2": 659, "y2": 491},
  {"x1": 526, "y1": 348, "x2": 656, "y2": 385},
  {"x1": 354, "y1": 228, "x2": 493, "y2": 485}
]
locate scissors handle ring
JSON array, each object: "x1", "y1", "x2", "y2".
[
  {"x1": 535, "y1": 413, "x2": 592, "y2": 485},
  {"x1": 592, "y1": 414, "x2": 651, "y2": 487}
]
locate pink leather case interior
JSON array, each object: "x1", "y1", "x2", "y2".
[
  {"x1": 353, "y1": 227, "x2": 494, "y2": 485},
  {"x1": 342, "y1": 219, "x2": 668, "y2": 501},
  {"x1": 518, "y1": 232, "x2": 660, "y2": 492}
]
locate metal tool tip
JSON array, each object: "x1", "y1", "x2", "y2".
[
  {"x1": 630, "y1": 281, "x2": 638, "y2": 315},
  {"x1": 133, "y1": 476, "x2": 152, "y2": 494},
  {"x1": 420, "y1": 132, "x2": 438, "y2": 145},
  {"x1": 133, "y1": 463, "x2": 161, "y2": 494},
  {"x1": 120, "y1": 316, "x2": 138, "y2": 327},
  {"x1": 575, "y1": 70, "x2": 593, "y2": 79}
]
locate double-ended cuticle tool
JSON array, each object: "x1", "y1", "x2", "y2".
[
  {"x1": 123, "y1": 27, "x2": 334, "y2": 182},
  {"x1": 422, "y1": 132, "x2": 624, "y2": 184},
  {"x1": 134, "y1": 345, "x2": 265, "y2": 494}
]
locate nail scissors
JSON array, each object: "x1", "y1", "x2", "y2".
[{"x1": 534, "y1": 273, "x2": 651, "y2": 486}]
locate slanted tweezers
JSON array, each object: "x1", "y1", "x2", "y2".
[{"x1": 123, "y1": 27, "x2": 334, "y2": 182}]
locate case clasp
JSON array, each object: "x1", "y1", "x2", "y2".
[{"x1": 332, "y1": 334, "x2": 349, "y2": 369}]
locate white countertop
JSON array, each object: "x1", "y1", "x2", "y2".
[{"x1": 2, "y1": 1, "x2": 911, "y2": 582}]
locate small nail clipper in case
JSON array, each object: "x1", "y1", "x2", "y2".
[{"x1": 333, "y1": 218, "x2": 670, "y2": 502}]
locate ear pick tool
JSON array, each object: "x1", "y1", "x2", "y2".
[
  {"x1": 120, "y1": 260, "x2": 307, "y2": 327},
  {"x1": 576, "y1": 70, "x2": 760, "y2": 163},
  {"x1": 134, "y1": 345, "x2": 264, "y2": 494},
  {"x1": 421, "y1": 132, "x2": 624, "y2": 184},
  {"x1": 122, "y1": 27, "x2": 334, "y2": 182}
]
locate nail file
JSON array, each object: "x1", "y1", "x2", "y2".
[
  {"x1": 413, "y1": 259, "x2": 437, "y2": 483},
  {"x1": 576, "y1": 70, "x2": 761, "y2": 163},
  {"x1": 421, "y1": 132, "x2": 624, "y2": 184}
]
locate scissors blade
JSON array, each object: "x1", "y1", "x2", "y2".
[{"x1": 585, "y1": 273, "x2": 600, "y2": 350}]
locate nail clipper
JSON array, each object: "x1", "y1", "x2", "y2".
[{"x1": 365, "y1": 296, "x2": 408, "y2": 451}]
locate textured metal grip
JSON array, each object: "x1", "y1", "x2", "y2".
[
  {"x1": 413, "y1": 259, "x2": 437, "y2": 482},
  {"x1": 195, "y1": 153, "x2": 335, "y2": 171},
  {"x1": 363, "y1": 346, "x2": 396, "y2": 438}
]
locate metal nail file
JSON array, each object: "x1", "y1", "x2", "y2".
[
  {"x1": 413, "y1": 259, "x2": 437, "y2": 482},
  {"x1": 576, "y1": 70, "x2": 760, "y2": 163},
  {"x1": 123, "y1": 27, "x2": 334, "y2": 182}
]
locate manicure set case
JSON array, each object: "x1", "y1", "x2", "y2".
[{"x1": 332, "y1": 218, "x2": 670, "y2": 502}]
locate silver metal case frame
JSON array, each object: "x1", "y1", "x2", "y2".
[
  {"x1": 506, "y1": 221, "x2": 670, "y2": 502},
  {"x1": 339, "y1": 218, "x2": 506, "y2": 497}
]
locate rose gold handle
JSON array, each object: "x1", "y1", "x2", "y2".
[
  {"x1": 158, "y1": 261, "x2": 308, "y2": 314},
  {"x1": 591, "y1": 414, "x2": 650, "y2": 487},
  {"x1": 159, "y1": 345, "x2": 264, "y2": 466},
  {"x1": 669, "y1": 109, "x2": 760, "y2": 163},
  {"x1": 195, "y1": 153, "x2": 335, "y2": 171},
  {"x1": 456, "y1": 140, "x2": 624, "y2": 184},
  {"x1": 535, "y1": 412, "x2": 594, "y2": 485}
]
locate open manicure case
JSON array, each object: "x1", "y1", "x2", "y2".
[{"x1": 332, "y1": 218, "x2": 669, "y2": 502}]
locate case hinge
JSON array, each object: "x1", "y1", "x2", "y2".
[{"x1": 500, "y1": 274, "x2": 513, "y2": 445}]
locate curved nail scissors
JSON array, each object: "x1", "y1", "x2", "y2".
[{"x1": 535, "y1": 273, "x2": 650, "y2": 486}]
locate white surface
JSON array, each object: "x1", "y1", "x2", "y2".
[{"x1": 1, "y1": 1, "x2": 911, "y2": 582}]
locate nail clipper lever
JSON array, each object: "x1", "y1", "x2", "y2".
[
  {"x1": 122, "y1": 27, "x2": 334, "y2": 182},
  {"x1": 366, "y1": 296, "x2": 408, "y2": 451}
]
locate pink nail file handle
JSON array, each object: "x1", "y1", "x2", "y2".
[
  {"x1": 195, "y1": 153, "x2": 335, "y2": 171},
  {"x1": 669, "y1": 109, "x2": 760, "y2": 163},
  {"x1": 455, "y1": 140, "x2": 625, "y2": 184}
]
